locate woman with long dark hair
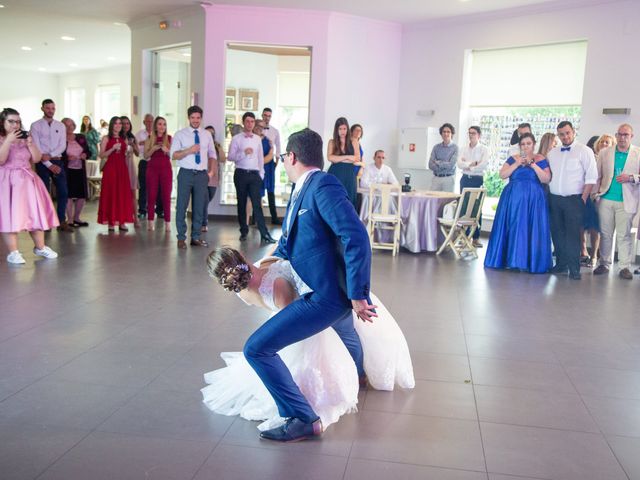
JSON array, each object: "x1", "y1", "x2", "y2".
[
  {"x1": 97, "y1": 116, "x2": 134, "y2": 231},
  {"x1": 144, "y1": 116, "x2": 172, "y2": 231},
  {"x1": 0, "y1": 108, "x2": 58, "y2": 264},
  {"x1": 326, "y1": 117, "x2": 362, "y2": 207},
  {"x1": 120, "y1": 116, "x2": 140, "y2": 227}
]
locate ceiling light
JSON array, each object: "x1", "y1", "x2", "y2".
[
  {"x1": 61, "y1": 36, "x2": 76, "y2": 41},
  {"x1": 107, "y1": 56, "x2": 116, "y2": 61},
  {"x1": 0, "y1": 5, "x2": 5, "y2": 8},
  {"x1": 21, "y1": 46, "x2": 32, "y2": 51},
  {"x1": 69, "y1": 63, "x2": 78, "y2": 67},
  {"x1": 38, "y1": 67, "x2": 46, "y2": 72},
  {"x1": 113, "y1": 22, "x2": 125, "y2": 26}
]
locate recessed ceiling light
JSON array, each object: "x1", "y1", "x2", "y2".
[
  {"x1": 21, "y1": 46, "x2": 32, "y2": 51},
  {"x1": 38, "y1": 67, "x2": 46, "y2": 71},
  {"x1": 107, "y1": 56, "x2": 116, "y2": 61},
  {"x1": 61, "y1": 36, "x2": 76, "y2": 41},
  {"x1": 69, "y1": 63, "x2": 78, "y2": 67},
  {"x1": 0, "y1": 5, "x2": 5, "y2": 8}
]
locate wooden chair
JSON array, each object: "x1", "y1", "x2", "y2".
[
  {"x1": 436, "y1": 187, "x2": 486, "y2": 259},
  {"x1": 367, "y1": 183, "x2": 402, "y2": 256}
]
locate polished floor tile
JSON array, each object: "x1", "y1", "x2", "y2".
[{"x1": 2, "y1": 205, "x2": 640, "y2": 479}]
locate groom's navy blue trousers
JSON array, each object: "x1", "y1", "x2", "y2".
[{"x1": 243, "y1": 292, "x2": 363, "y2": 423}]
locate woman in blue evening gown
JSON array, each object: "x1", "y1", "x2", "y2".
[{"x1": 484, "y1": 132, "x2": 553, "y2": 274}]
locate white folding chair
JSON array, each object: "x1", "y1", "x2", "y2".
[
  {"x1": 436, "y1": 187, "x2": 486, "y2": 259},
  {"x1": 367, "y1": 183, "x2": 402, "y2": 256}
]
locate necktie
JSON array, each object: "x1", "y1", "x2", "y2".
[
  {"x1": 285, "y1": 189, "x2": 301, "y2": 238},
  {"x1": 194, "y1": 130, "x2": 201, "y2": 164},
  {"x1": 561, "y1": 146, "x2": 571, "y2": 152}
]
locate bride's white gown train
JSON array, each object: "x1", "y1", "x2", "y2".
[{"x1": 201, "y1": 259, "x2": 414, "y2": 431}]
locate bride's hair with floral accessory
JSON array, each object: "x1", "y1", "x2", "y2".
[{"x1": 207, "y1": 246, "x2": 252, "y2": 293}]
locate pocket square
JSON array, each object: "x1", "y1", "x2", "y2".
[{"x1": 298, "y1": 209, "x2": 308, "y2": 216}]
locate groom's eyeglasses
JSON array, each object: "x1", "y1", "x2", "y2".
[{"x1": 279, "y1": 152, "x2": 292, "y2": 162}]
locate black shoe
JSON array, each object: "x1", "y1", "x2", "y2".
[
  {"x1": 239, "y1": 233, "x2": 247, "y2": 241},
  {"x1": 260, "y1": 417, "x2": 322, "y2": 442},
  {"x1": 580, "y1": 255, "x2": 591, "y2": 267},
  {"x1": 551, "y1": 264, "x2": 568, "y2": 275},
  {"x1": 271, "y1": 218, "x2": 282, "y2": 225},
  {"x1": 569, "y1": 270, "x2": 582, "y2": 280},
  {"x1": 190, "y1": 239, "x2": 209, "y2": 247},
  {"x1": 261, "y1": 233, "x2": 277, "y2": 244}
]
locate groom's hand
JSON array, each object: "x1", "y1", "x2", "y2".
[{"x1": 352, "y1": 299, "x2": 378, "y2": 323}]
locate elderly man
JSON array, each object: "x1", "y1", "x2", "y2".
[
  {"x1": 359, "y1": 150, "x2": 399, "y2": 189},
  {"x1": 547, "y1": 121, "x2": 598, "y2": 280},
  {"x1": 593, "y1": 124, "x2": 640, "y2": 280}
]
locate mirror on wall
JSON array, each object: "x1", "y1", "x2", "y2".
[{"x1": 219, "y1": 43, "x2": 311, "y2": 206}]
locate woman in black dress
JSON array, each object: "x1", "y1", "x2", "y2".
[{"x1": 327, "y1": 117, "x2": 362, "y2": 207}]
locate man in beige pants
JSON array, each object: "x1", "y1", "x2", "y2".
[{"x1": 593, "y1": 124, "x2": 640, "y2": 280}]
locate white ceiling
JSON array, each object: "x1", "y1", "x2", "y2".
[{"x1": 0, "y1": 0, "x2": 602, "y2": 74}]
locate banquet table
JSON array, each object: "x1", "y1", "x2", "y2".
[{"x1": 359, "y1": 189, "x2": 459, "y2": 253}]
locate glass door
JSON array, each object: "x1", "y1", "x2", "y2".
[{"x1": 151, "y1": 45, "x2": 191, "y2": 134}]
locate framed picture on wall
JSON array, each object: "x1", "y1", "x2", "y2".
[
  {"x1": 225, "y1": 87, "x2": 236, "y2": 110},
  {"x1": 239, "y1": 89, "x2": 259, "y2": 111}
]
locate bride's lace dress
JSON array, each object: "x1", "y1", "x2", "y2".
[{"x1": 201, "y1": 259, "x2": 414, "y2": 431}]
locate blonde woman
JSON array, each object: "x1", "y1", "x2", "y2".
[
  {"x1": 144, "y1": 116, "x2": 172, "y2": 231},
  {"x1": 537, "y1": 132, "x2": 557, "y2": 157}
]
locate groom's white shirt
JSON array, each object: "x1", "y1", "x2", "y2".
[{"x1": 286, "y1": 168, "x2": 320, "y2": 232}]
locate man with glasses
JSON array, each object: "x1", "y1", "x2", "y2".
[
  {"x1": 457, "y1": 126, "x2": 490, "y2": 248},
  {"x1": 593, "y1": 124, "x2": 640, "y2": 280},
  {"x1": 547, "y1": 121, "x2": 598, "y2": 279},
  {"x1": 30, "y1": 99, "x2": 73, "y2": 232}
]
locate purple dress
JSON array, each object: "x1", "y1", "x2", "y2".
[{"x1": 0, "y1": 138, "x2": 60, "y2": 232}]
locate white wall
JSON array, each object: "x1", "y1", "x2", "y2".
[
  {"x1": 129, "y1": 6, "x2": 205, "y2": 129},
  {"x1": 0, "y1": 68, "x2": 59, "y2": 127},
  {"x1": 225, "y1": 50, "x2": 279, "y2": 116},
  {"x1": 58, "y1": 65, "x2": 131, "y2": 125},
  {"x1": 397, "y1": 0, "x2": 640, "y2": 189},
  {"x1": 325, "y1": 13, "x2": 402, "y2": 167}
]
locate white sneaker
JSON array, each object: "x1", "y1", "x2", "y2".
[
  {"x1": 7, "y1": 250, "x2": 26, "y2": 264},
  {"x1": 33, "y1": 246, "x2": 58, "y2": 259}
]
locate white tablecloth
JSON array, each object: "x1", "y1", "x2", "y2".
[{"x1": 360, "y1": 189, "x2": 459, "y2": 253}]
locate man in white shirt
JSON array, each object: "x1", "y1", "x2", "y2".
[
  {"x1": 457, "y1": 126, "x2": 490, "y2": 247},
  {"x1": 228, "y1": 112, "x2": 276, "y2": 244},
  {"x1": 30, "y1": 99, "x2": 73, "y2": 232},
  {"x1": 592, "y1": 124, "x2": 640, "y2": 280},
  {"x1": 547, "y1": 121, "x2": 598, "y2": 280},
  {"x1": 170, "y1": 105, "x2": 217, "y2": 249},
  {"x1": 359, "y1": 150, "x2": 399, "y2": 189},
  {"x1": 135, "y1": 114, "x2": 162, "y2": 219}
]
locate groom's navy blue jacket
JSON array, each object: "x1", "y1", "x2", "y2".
[{"x1": 274, "y1": 171, "x2": 371, "y2": 307}]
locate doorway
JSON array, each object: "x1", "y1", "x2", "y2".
[{"x1": 151, "y1": 45, "x2": 191, "y2": 134}]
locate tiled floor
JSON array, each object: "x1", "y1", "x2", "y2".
[{"x1": 1, "y1": 202, "x2": 639, "y2": 480}]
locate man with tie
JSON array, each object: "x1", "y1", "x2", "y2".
[
  {"x1": 547, "y1": 121, "x2": 598, "y2": 279},
  {"x1": 170, "y1": 105, "x2": 217, "y2": 249},
  {"x1": 228, "y1": 112, "x2": 276, "y2": 243}
]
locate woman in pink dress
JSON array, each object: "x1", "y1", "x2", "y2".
[
  {"x1": 144, "y1": 116, "x2": 172, "y2": 232},
  {"x1": 0, "y1": 108, "x2": 59, "y2": 264},
  {"x1": 97, "y1": 116, "x2": 134, "y2": 231}
]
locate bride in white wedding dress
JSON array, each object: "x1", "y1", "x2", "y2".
[{"x1": 202, "y1": 247, "x2": 414, "y2": 432}]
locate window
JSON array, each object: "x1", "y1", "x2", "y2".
[
  {"x1": 64, "y1": 88, "x2": 86, "y2": 129},
  {"x1": 94, "y1": 85, "x2": 121, "y2": 127}
]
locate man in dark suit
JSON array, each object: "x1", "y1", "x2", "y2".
[{"x1": 243, "y1": 128, "x2": 375, "y2": 442}]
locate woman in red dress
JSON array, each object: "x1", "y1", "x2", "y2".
[{"x1": 97, "y1": 116, "x2": 134, "y2": 231}]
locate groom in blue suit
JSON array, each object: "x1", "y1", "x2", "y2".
[{"x1": 243, "y1": 128, "x2": 377, "y2": 442}]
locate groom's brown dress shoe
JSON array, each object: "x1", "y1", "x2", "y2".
[{"x1": 260, "y1": 417, "x2": 322, "y2": 442}]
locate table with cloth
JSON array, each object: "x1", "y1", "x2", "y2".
[{"x1": 359, "y1": 189, "x2": 459, "y2": 253}]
